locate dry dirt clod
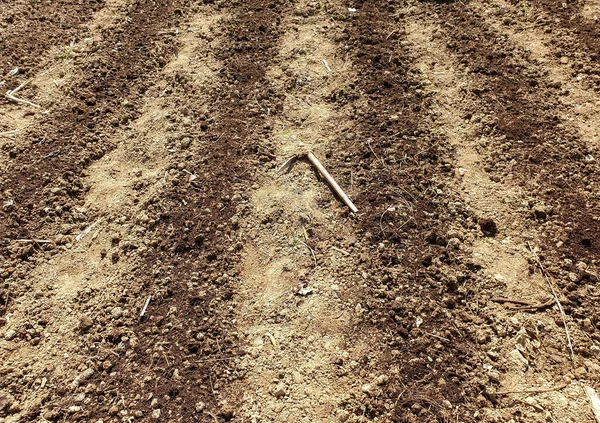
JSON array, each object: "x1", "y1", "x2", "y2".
[
  {"x1": 478, "y1": 218, "x2": 498, "y2": 237},
  {"x1": 271, "y1": 385, "x2": 286, "y2": 398},
  {"x1": 78, "y1": 314, "x2": 94, "y2": 332},
  {"x1": 4, "y1": 329, "x2": 16, "y2": 341},
  {"x1": 0, "y1": 391, "x2": 16, "y2": 416}
]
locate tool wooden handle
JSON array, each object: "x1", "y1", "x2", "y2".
[{"x1": 307, "y1": 152, "x2": 358, "y2": 213}]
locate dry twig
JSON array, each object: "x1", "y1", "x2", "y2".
[
  {"x1": 490, "y1": 296, "x2": 554, "y2": 311},
  {"x1": 331, "y1": 246, "x2": 350, "y2": 256},
  {"x1": 266, "y1": 333, "x2": 278, "y2": 348},
  {"x1": 140, "y1": 295, "x2": 152, "y2": 318},
  {"x1": 307, "y1": 152, "x2": 358, "y2": 213},
  {"x1": 276, "y1": 155, "x2": 297, "y2": 173},
  {"x1": 385, "y1": 29, "x2": 398, "y2": 40},
  {"x1": 276, "y1": 152, "x2": 358, "y2": 213},
  {"x1": 16, "y1": 238, "x2": 51, "y2": 243},
  {"x1": 490, "y1": 297, "x2": 531, "y2": 306},
  {"x1": 76, "y1": 219, "x2": 102, "y2": 242},
  {"x1": 5, "y1": 79, "x2": 41, "y2": 108},
  {"x1": 424, "y1": 332, "x2": 450, "y2": 342},
  {"x1": 0, "y1": 130, "x2": 19, "y2": 137},
  {"x1": 527, "y1": 242, "x2": 574, "y2": 363},
  {"x1": 366, "y1": 139, "x2": 387, "y2": 168},
  {"x1": 299, "y1": 240, "x2": 317, "y2": 267}
]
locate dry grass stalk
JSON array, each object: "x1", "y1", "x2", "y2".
[
  {"x1": 6, "y1": 79, "x2": 41, "y2": 108},
  {"x1": 0, "y1": 130, "x2": 19, "y2": 137},
  {"x1": 140, "y1": 295, "x2": 152, "y2": 318},
  {"x1": 527, "y1": 242, "x2": 574, "y2": 363}
]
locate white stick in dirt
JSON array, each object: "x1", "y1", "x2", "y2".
[
  {"x1": 585, "y1": 385, "x2": 600, "y2": 423},
  {"x1": 527, "y1": 242, "x2": 574, "y2": 363},
  {"x1": 6, "y1": 79, "x2": 40, "y2": 108},
  {"x1": 307, "y1": 152, "x2": 358, "y2": 213},
  {"x1": 322, "y1": 59, "x2": 332, "y2": 72},
  {"x1": 140, "y1": 295, "x2": 152, "y2": 318},
  {"x1": 76, "y1": 219, "x2": 102, "y2": 242},
  {"x1": 0, "y1": 130, "x2": 19, "y2": 137},
  {"x1": 6, "y1": 91, "x2": 41, "y2": 108}
]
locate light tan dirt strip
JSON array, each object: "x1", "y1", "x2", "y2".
[{"x1": 225, "y1": 2, "x2": 378, "y2": 421}]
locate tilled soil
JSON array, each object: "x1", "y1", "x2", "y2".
[{"x1": 1, "y1": 0, "x2": 600, "y2": 422}]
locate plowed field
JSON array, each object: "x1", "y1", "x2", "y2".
[{"x1": 1, "y1": 0, "x2": 600, "y2": 422}]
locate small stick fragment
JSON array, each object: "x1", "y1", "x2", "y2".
[
  {"x1": 299, "y1": 240, "x2": 317, "y2": 267},
  {"x1": 514, "y1": 398, "x2": 544, "y2": 412},
  {"x1": 76, "y1": 219, "x2": 102, "y2": 242},
  {"x1": 16, "y1": 239, "x2": 51, "y2": 243},
  {"x1": 205, "y1": 411, "x2": 220, "y2": 423},
  {"x1": 323, "y1": 59, "x2": 332, "y2": 72},
  {"x1": 158, "y1": 28, "x2": 179, "y2": 35},
  {"x1": 307, "y1": 152, "x2": 358, "y2": 213},
  {"x1": 276, "y1": 155, "x2": 297, "y2": 173},
  {"x1": 140, "y1": 295, "x2": 152, "y2": 318},
  {"x1": 490, "y1": 296, "x2": 554, "y2": 311},
  {"x1": 182, "y1": 169, "x2": 197, "y2": 182},
  {"x1": 367, "y1": 139, "x2": 386, "y2": 168},
  {"x1": 266, "y1": 333, "x2": 278, "y2": 348},
  {"x1": 9, "y1": 79, "x2": 31, "y2": 95},
  {"x1": 584, "y1": 385, "x2": 600, "y2": 423},
  {"x1": 0, "y1": 130, "x2": 19, "y2": 137},
  {"x1": 6, "y1": 79, "x2": 41, "y2": 108},
  {"x1": 196, "y1": 357, "x2": 237, "y2": 363},
  {"x1": 513, "y1": 298, "x2": 554, "y2": 312},
  {"x1": 528, "y1": 242, "x2": 574, "y2": 363},
  {"x1": 490, "y1": 297, "x2": 532, "y2": 306},
  {"x1": 424, "y1": 332, "x2": 450, "y2": 342},
  {"x1": 331, "y1": 246, "x2": 350, "y2": 256},
  {"x1": 6, "y1": 91, "x2": 41, "y2": 108}
]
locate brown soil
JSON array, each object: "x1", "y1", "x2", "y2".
[{"x1": 1, "y1": 0, "x2": 600, "y2": 422}]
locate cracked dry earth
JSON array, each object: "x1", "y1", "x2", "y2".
[{"x1": 2, "y1": 0, "x2": 600, "y2": 422}]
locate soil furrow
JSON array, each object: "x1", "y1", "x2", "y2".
[
  {"x1": 414, "y1": 1, "x2": 600, "y2": 418},
  {"x1": 433, "y1": 2, "x2": 600, "y2": 271},
  {"x1": 404, "y1": 4, "x2": 599, "y2": 421},
  {"x1": 0, "y1": 7, "x2": 230, "y2": 422},
  {"x1": 0, "y1": 0, "x2": 133, "y2": 140},
  {"x1": 478, "y1": 0, "x2": 600, "y2": 150},
  {"x1": 525, "y1": 0, "x2": 600, "y2": 56},
  {"x1": 0, "y1": 0, "x2": 185, "y2": 314},
  {"x1": 0, "y1": 0, "x2": 103, "y2": 75},
  {"x1": 222, "y1": 1, "x2": 380, "y2": 421},
  {"x1": 0, "y1": 0, "x2": 198, "y2": 420},
  {"x1": 321, "y1": 2, "x2": 488, "y2": 421},
  {"x1": 30, "y1": 0, "x2": 291, "y2": 421}
]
